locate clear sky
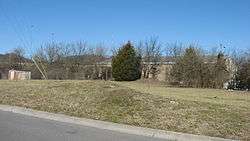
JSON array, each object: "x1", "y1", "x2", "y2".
[{"x1": 0, "y1": 0, "x2": 249, "y2": 54}]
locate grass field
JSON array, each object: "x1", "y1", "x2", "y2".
[
  {"x1": 0, "y1": 80, "x2": 249, "y2": 140},
  {"x1": 116, "y1": 81, "x2": 250, "y2": 107}
]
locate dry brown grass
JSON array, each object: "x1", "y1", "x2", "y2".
[
  {"x1": 0, "y1": 80, "x2": 249, "y2": 140},
  {"x1": 116, "y1": 81, "x2": 250, "y2": 108}
]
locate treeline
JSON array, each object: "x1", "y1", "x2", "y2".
[
  {"x1": 111, "y1": 40, "x2": 249, "y2": 90},
  {"x1": 6, "y1": 41, "x2": 111, "y2": 80},
  {"x1": 111, "y1": 41, "x2": 231, "y2": 89},
  {"x1": 5, "y1": 38, "x2": 250, "y2": 90},
  {"x1": 32, "y1": 41, "x2": 112, "y2": 80},
  {"x1": 169, "y1": 46, "x2": 230, "y2": 88}
]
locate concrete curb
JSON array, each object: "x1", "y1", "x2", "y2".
[{"x1": 0, "y1": 104, "x2": 235, "y2": 141}]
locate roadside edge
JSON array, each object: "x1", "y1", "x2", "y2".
[{"x1": 0, "y1": 104, "x2": 235, "y2": 141}]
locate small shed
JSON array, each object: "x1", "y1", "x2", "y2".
[{"x1": 8, "y1": 70, "x2": 31, "y2": 80}]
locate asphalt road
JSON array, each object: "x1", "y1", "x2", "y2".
[{"x1": 0, "y1": 110, "x2": 169, "y2": 141}]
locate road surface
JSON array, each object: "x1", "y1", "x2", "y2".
[{"x1": 0, "y1": 110, "x2": 169, "y2": 141}]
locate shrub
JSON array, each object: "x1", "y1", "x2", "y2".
[
  {"x1": 170, "y1": 46, "x2": 230, "y2": 88},
  {"x1": 112, "y1": 41, "x2": 141, "y2": 81},
  {"x1": 234, "y1": 56, "x2": 250, "y2": 90},
  {"x1": 170, "y1": 46, "x2": 203, "y2": 87}
]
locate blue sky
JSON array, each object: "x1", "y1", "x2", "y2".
[{"x1": 0, "y1": 0, "x2": 249, "y2": 54}]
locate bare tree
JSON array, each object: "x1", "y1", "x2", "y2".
[
  {"x1": 165, "y1": 43, "x2": 183, "y2": 82},
  {"x1": 90, "y1": 45, "x2": 108, "y2": 79},
  {"x1": 61, "y1": 41, "x2": 88, "y2": 79},
  {"x1": 229, "y1": 50, "x2": 250, "y2": 90},
  {"x1": 9, "y1": 47, "x2": 26, "y2": 70},
  {"x1": 141, "y1": 37, "x2": 161, "y2": 79},
  {"x1": 32, "y1": 41, "x2": 110, "y2": 80},
  {"x1": 135, "y1": 41, "x2": 143, "y2": 57},
  {"x1": 166, "y1": 42, "x2": 183, "y2": 61}
]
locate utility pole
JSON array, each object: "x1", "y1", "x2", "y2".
[{"x1": 32, "y1": 58, "x2": 47, "y2": 79}]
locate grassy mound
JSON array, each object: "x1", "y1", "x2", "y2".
[{"x1": 0, "y1": 80, "x2": 249, "y2": 140}]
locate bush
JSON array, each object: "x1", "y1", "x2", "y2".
[
  {"x1": 234, "y1": 56, "x2": 250, "y2": 90},
  {"x1": 112, "y1": 41, "x2": 141, "y2": 81},
  {"x1": 170, "y1": 46, "x2": 203, "y2": 87},
  {"x1": 170, "y1": 46, "x2": 230, "y2": 88}
]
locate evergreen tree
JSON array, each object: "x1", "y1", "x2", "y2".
[
  {"x1": 112, "y1": 41, "x2": 141, "y2": 81},
  {"x1": 171, "y1": 46, "x2": 203, "y2": 87},
  {"x1": 181, "y1": 47, "x2": 203, "y2": 87}
]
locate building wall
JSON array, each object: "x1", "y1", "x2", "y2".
[
  {"x1": 141, "y1": 64, "x2": 173, "y2": 82},
  {"x1": 158, "y1": 64, "x2": 173, "y2": 81},
  {"x1": 8, "y1": 70, "x2": 31, "y2": 80}
]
